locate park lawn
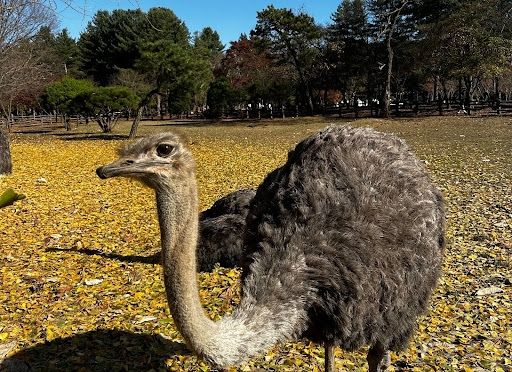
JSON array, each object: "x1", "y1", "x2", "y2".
[{"x1": 0, "y1": 116, "x2": 511, "y2": 371}]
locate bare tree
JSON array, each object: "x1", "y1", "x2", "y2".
[
  {"x1": 369, "y1": 0, "x2": 411, "y2": 118},
  {"x1": 0, "y1": 0, "x2": 56, "y2": 125},
  {"x1": 0, "y1": 0, "x2": 56, "y2": 172}
]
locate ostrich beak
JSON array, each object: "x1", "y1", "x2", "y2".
[{"x1": 96, "y1": 159, "x2": 136, "y2": 179}]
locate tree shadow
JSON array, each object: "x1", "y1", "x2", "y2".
[
  {"x1": 45, "y1": 247, "x2": 161, "y2": 265},
  {"x1": 1, "y1": 329, "x2": 189, "y2": 371},
  {"x1": 51, "y1": 133, "x2": 129, "y2": 141}
]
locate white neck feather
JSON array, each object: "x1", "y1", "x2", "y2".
[{"x1": 156, "y1": 177, "x2": 307, "y2": 368}]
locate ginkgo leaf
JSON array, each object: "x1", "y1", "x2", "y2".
[{"x1": 0, "y1": 117, "x2": 510, "y2": 371}]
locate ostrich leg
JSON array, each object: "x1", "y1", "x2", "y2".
[
  {"x1": 367, "y1": 342, "x2": 390, "y2": 372},
  {"x1": 325, "y1": 341, "x2": 335, "y2": 372}
]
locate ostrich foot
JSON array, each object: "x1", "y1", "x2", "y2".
[{"x1": 367, "y1": 342, "x2": 390, "y2": 371}]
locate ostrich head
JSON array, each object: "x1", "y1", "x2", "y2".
[{"x1": 96, "y1": 133, "x2": 195, "y2": 189}]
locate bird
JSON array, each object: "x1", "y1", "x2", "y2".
[
  {"x1": 197, "y1": 188, "x2": 255, "y2": 271},
  {"x1": 96, "y1": 125, "x2": 445, "y2": 372}
]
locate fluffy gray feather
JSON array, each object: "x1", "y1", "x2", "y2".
[
  {"x1": 240, "y1": 125, "x2": 445, "y2": 353},
  {"x1": 197, "y1": 189, "x2": 255, "y2": 271}
]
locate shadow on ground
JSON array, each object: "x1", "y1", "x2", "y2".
[
  {"x1": 1, "y1": 329, "x2": 188, "y2": 371},
  {"x1": 51, "y1": 133, "x2": 129, "y2": 141},
  {"x1": 46, "y1": 247, "x2": 161, "y2": 265}
]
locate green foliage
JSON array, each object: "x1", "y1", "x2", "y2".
[
  {"x1": 194, "y1": 27, "x2": 224, "y2": 55},
  {"x1": 78, "y1": 9, "x2": 145, "y2": 85},
  {"x1": 54, "y1": 29, "x2": 81, "y2": 78},
  {"x1": 34, "y1": 27, "x2": 80, "y2": 78},
  {"x1": 136, "y1": 40, "x2": 212, "y2": 115},
  {"x1": 252, "y1": 5, "x2": 322, "y2": 113},
  {"x1": 44, "y1": 77, "x2": 95, "y2": 114},
  {"x1": 425, "y1": 0, "x2": 512, "y2": 79},
  {"x1": 194, "y1": 27, "x2": 224, "y2": 70},
  {"x1": 327, "y1": 0, "x2": 371, "y2": 96},
  {"x1": 206, "y1": 78, "x2": 239, "y2": 118},
  {"x1": 77, "y1": 8, "x2": 190, "y2": 85},
  {"x1": 72, "y1": 86, "x2": 138, "y2": 132}
]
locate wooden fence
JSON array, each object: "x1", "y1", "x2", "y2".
[{"x1": 2, "y1": 100, "x2": 512, "y2": 131}]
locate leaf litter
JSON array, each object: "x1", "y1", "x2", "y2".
[{"x1": 0, "y1": 116, "x2": 510, "y2": 371}]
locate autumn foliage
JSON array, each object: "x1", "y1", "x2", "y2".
[{"x1": 0, "y1": 117, "x2": 511, "y2": 371}]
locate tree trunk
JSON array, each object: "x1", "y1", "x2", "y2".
[
  {"x1": 382, "y1": 26, "x2": 394, "y2": 118},
  {"x1": 129, "y1": 105, "x2": 145, "y2": 139},
  {"x1": 379, "y1": 1, "x2": 409, "y2": 118},
  {"x1": 463, "y1": 76, "x2": 473, "y2": 115},
  {"x1": 156, "y1": 94, "x2": 163, "y2": 120},
  {"x1": 129, "y1": 89, "x2": 159, "y2": 139},
  {"x1": 441, "y1": 79, "x2": 450, "y2": 109},
  {"x1": 495, "y1": 76, "x2": 501, "y2": 114},
  {"x1": 0, "y1": 127, "x2": 13, "y2": 174}
]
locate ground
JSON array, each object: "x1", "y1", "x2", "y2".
[{"x1": 0, "y1": 116, "x2": 511, "y2": 371}]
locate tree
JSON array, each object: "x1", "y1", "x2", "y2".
[
  {"x1": 0, "y1": 0, "x2": 57, "y2": 126},
  {"x1": 206, "y1": 78, "x2": 238, "y2": 118},
  {"x1": 72, "y1": 86, "x2": 138, "y2": 132},
  {"x1": 0, "y1": 128, "x2": 12, "y2": 174},
  {"x1": 78, "y1": 7, "x2": 190, "y2": 85},
  {"x1": 328, "y1": 0, "x2": 371, "y2": 104},
  {"x1": 368, "y1": 0, "x2": 414, "y2": 117},
  {"x1": 54, "y1": 29, "x2": 81, "y2": 77},
  {"x1": 221, "y1": 35, "x2": 273, "y2": 92},
  {"x1": 219, "y1": 34, "x2": 297, "y2": 117},
  {"x1": 194, "y1": 27, "x2": 224, "y2": 66},
  {"x1": 252, "y1": 6, "x2": 322, "y2": 114},
  {"x1": 0, "y1": 0, "x2": 56, "y2": 172},
  {"x1": 419, "y1": 0, "x2": 512, "y2": 112},
  {"x1": 129, "y1": 40, "x2": 211, "y2": 138},
  {"x1": 44, "y1": 77, "x2": 95, "y2": 129},
  {"x1": 78, "y1": 9, "x2": 144, "y2": 85}
]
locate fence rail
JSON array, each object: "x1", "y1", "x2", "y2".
[{"x1": 2, "y1": 100, "x2": 512, "y2": 130}]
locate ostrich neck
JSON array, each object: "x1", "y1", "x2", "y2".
[
  {"x1": 155, "y1": 177, "x2": 308, "y2": 368},
  {"x1": 155, "y1": 180, "x2": 214, "y2": 351}
]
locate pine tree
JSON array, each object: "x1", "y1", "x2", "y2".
[
  {"x1": 252, "y1": 6, "x2": 322, "y2": 114},
  {"x1": 328, "y1": 0, "x2": 370, "y2": 103}
]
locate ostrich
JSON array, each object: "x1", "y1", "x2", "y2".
[
  {"x1": 96, "y1": 126, "x2": 445, "y2": 371},
  {"x1": 197, "y1": 188, "x2": 255, "y2": 271}
]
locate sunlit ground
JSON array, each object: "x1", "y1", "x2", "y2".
[{"x1": 1, "y1": 116, "x2": 511, "y2": 371}]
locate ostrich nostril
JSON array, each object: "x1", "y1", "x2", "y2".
[{"x1": 124, "y1": 160, "x2": 134, "y2": 165}]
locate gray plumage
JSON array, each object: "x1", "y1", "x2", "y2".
[
  {"x1": 198, "y1": 188, "x2": 255, "y2": 271},
  {"x1": 96, "y1": 125, "x2": 445, "y2": 371},
  {"x1": 240, "y1": 125, "x2": 445, "y2": 366}
]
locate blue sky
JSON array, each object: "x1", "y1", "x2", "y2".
[{"x1": 55, "y1": 0, "x2": 342, "y2": 46}]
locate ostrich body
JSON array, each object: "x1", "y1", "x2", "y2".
[
  {"x1": 198, "y1": 188, "x2": 255, "y2": 271},
  {"x1": 97, "y1": 126, "x2": 445, "y2": 371}
]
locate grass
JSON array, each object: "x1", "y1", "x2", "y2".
[{"x1": 1, "y1": 116, "x2": 511, "y2": 371}]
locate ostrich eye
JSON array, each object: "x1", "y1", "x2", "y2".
[{"x1": 156, "y1": 144, "x2": 175, "y2": 157}]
